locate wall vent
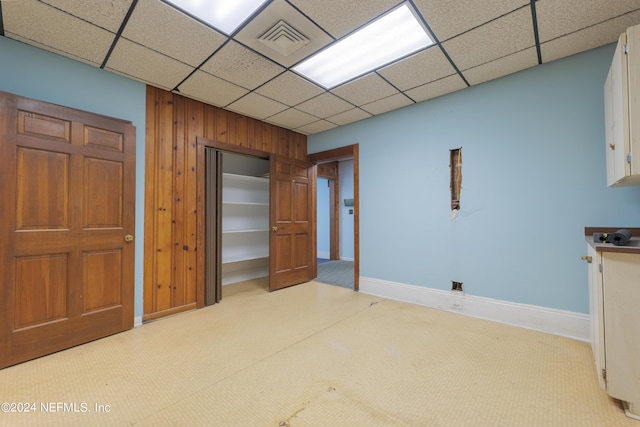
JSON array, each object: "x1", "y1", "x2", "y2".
[{"x1": 258, "y1": 20, "x2": 310, "y2": 57}]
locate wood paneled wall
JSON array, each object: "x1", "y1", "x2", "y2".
[{"x1": 144, "y1": 86, "x2": 307, "y2": 320}]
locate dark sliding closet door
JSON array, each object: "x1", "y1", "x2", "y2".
[{"x1": 205, "y1": 148, "x2": 222, "y2": 305}]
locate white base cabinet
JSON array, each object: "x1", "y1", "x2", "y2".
[{"x1": 587, "y1": 245, "x2": 640, "y2": 419}]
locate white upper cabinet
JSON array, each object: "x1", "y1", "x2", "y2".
[{"x1": 605, "y1": 24, "x2": 640, "y2": 187}]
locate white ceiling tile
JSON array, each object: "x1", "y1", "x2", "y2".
[
  {"x1": 106, "y1": 39, "x2": 193, "y2": 90},
  {"x1": 256, "y1": 72, "x2": 324, "y2": 106},
  {"x1": 463, "y1": 48, "x2": 538, "y2": 86},
  {"x1": 3, "y1": 0, "x2": 114, "y2": 66},
  {"x1": 288, "y1": 0, "x2": 400, "y2": 39},
  {"x1": 442, "y1": 7, "x2": 535, "y2": 71},
  {"x1": 227, "y1": 93, "x2": 289, "y2": 120},
  {"x1": 122, "y1": 0, "x2": 227, "y2": 67},
  {"x1": 296, "y1": 93, "x2": 353, "y2": 118},
  {"x1": 5, "y1": 33, "x2": 103, "y2": 67},
  {"x1": 177, "y1": 70, "x2": 249, "y2": 107},
  {"x1": 200, "y1": 41, "x2": 285, "y2": 90},
  {"x1": 266, "y1": 108, "x2": 318, "y2": 129},
  {"x1": 413, "y1": 0, "x2": 528, "y2": 42},
  {"x1": 296, "y1": 120, "x2": 338, "y2": 135},
  {"x1": 361, "y1": 93, "x2": 413, "y2": 116},
  {"x1": 536, "y1": 0, "x2": 640, "y2": 43},
  {"x1": 41, "y1": 0, "x2": 132, "y2": 33},
  {"x1": 331, "y1": 74, "x2": 399, "y2": 106},
  {"x1": 405, "y1": 75, "x2": 467, "y2": 103},
  {"x1": 378, "y1": 47, "x2": 457, "y2": 91},
  {"x1": 541, "y1": 10, "x2": 640, "y2": 63},
  {"x1": 327, "y1": 108, "x2": 373, "y2": 126}
]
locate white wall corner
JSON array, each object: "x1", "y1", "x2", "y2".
[{"x1": 359, "y1": 277, "x2": 590, "y2": 342}]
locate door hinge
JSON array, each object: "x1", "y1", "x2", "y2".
[
  {"x1": 599, "y1": 263, "x2": 603, "y2": 273},
  {"x1": 627, "y1": 153, "x2": 632, "y2": 164},
  {"x1": 624, "y1": 44, "x2": 629, "y2": 54},
  {"x1": 602, "y1": 368, "x2": 607, "y2": 381}
]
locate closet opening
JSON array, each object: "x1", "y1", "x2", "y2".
[{"x1": 205, "y1": 148, "x2": 270, "y2": 305}]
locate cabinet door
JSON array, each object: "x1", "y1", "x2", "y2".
[
  {"x1": 602, "y1": 252, "x2": 640, "y2": 408},
  {"x1": 587, "y1": 245, "x2": 606, "y2": 389},
  {"x1": 627, "y1": 25, "x2": 640, "y2": 179},
  {"x1": 606, "y1": 32, "x2": 630, "y2": 186}
]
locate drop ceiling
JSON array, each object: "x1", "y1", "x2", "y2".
[{"x1": 2, "y1": 0, "x2": 640, "y2": 135}]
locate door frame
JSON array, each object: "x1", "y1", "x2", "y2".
[
  {"x1": 196, "y1": 137, "x2": 271, "y2": 307},
  {"x1": 308, "y1": 144, "x2": 359, "y2": 291}
]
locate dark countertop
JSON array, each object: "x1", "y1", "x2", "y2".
[{"x1": 585, "y1": 227, "x2": 640, "y2": 254}]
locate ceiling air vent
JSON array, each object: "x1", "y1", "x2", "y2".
[{"x1": 257, "y1": 20, "x2": 310, "y2": 57}]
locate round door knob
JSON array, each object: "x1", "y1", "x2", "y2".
[{"x1": 124, "y1": 234, "x2": 134, "y2": 242}]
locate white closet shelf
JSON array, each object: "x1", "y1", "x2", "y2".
[
  {"x1": 223, "y1": 172, "x2": 269, "y2": 183},
  {"x1": 222, "y1": 229, "x2": 269, "y2": 234},
  {"x1": 222, "y1": 201, "x2": 269, "y2": 206},
  {"x1": 222, "y1": 253, "x2": 268, "y2": 264}
]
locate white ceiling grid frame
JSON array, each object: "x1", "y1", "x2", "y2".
[
  {"x1": 122, "y1": 0, "x2": 228, "y2": 68},
  {"x1": 3, "y1": 0, "x2": 115, "y2": 66}
]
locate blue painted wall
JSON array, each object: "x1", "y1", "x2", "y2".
[
  {"x1": 308, "y1": 44, "x2": 640, "y2": 314},
  {"x1": 0, "y1": 37, "x2": 147, "y2": 318}
]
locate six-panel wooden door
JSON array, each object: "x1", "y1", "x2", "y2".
[
  {"x1": 0, "y1": 91, "x2": 136, "y2": 369},
  {"x1": 269, "y1": 154, "x2": 316, "y2": 291}
]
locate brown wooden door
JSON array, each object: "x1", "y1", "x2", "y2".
[
  {"x1": 269, "y1": 154, "x2": 316, "y2": 291},
  {"x1": 0, "y1": 91, "x2": 136, "y2": 369}
]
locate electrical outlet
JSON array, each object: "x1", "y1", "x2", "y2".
[{"x1": 451, "y1": 281, "x2": 464, "y2": 292}]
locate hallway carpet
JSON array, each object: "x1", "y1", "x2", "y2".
[
  {"x1": 315, "y1": 260, "x2": 354, "y2": 289},
  {"x1": 0, "y1": 279, "x2": 635, "y2": 426}
]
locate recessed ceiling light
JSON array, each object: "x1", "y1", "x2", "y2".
[
  {"x1": 293, "y1": 3, "x2": 434, "y2": 89},
  {"x1": 164, "y1": 0, "x2": 269, "y2": 35}
]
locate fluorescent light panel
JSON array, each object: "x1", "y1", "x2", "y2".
[
  {"x1": 293, "y1": 3, "x2": 434, "y2": 89},
  {"x1": 165, "y1": 0, "x2": 269, "y2": 35}
]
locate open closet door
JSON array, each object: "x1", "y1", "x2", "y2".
[
  {"x1": 269, "y1": 154, "x2": 316, "y2": 291},
  {"x1": 205, "y1": 148, "x2": 222, "y2": 305}
]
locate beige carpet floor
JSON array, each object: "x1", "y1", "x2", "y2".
[{"x1": 0, "y1": 279, "x2": 636, "y2": 426}]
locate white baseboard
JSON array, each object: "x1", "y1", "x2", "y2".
[
  {"x1": 359, "y1": 277, "x2": 589, "y2": 342},
  {"x1": 317, "y1": 251, "x2": 330, "y2": 259},
  {"x1": 134, "y1": 316, "x2": 143, "y2": 327},
  {"x1": 340, "y1": 256, "x2": 354, "y2": 262}
]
